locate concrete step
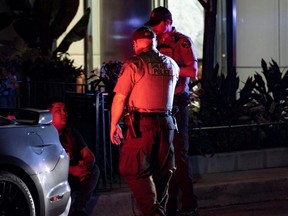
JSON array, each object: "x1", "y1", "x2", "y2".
[{"x1": 87, "y1": 166, "x2": 288, "y2": 216}]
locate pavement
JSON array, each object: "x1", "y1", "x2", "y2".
[
  {"x1": 200, "y1": 199, "x2": 288, "y2": 216},
  {"x1": 87, "y1": 166, "x2": 288, "y2": 216}
]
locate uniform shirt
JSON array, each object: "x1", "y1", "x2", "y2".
[
  {"x1": 157, "y1": 27, "x2": 197, "y2": 94},
  {"x1": 114, "y1": 46, "x2": 179, "y2": 113}
]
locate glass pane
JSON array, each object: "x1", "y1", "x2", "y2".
[{"x1": 168, "y1": 0, "x2": 204, "y2": 59}]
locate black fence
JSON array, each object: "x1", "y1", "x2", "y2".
[
  {"x1": 8, "y1": 81, "x2": 288, "y2": 192},
  {"x1": 189, "y1": 122, "x2": 288, "y2": 157},
  {"x1": 14, "y1": 80, "x2": 124, "y2": 191}
]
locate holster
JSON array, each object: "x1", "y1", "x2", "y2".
[
  {"x1": 124, "y1": 112, "x2": 141, "y2": 138},
  {"x1": 173, "y1": 92, "x2": 191, "y2": 107}
]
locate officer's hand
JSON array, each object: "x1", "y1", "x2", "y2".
[{"x1": 110, "y1": 124, "x2": 123, "y2": 145}]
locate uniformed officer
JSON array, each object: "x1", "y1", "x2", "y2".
[
  {"x1": 145, "y1": 6, "x2": 199, "y2": 216},
  {"x1": 110, "y1": 26, "x2": 179, "y2": 216}
]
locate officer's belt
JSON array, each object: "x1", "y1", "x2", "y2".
[{"x1": 132, "y1": 111, "x2": 171, "y2": 118}]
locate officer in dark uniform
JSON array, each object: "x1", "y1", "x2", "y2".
[
  {"x1": 145, "y1": 6, "x2": 199, "y2": 216},
  {"x1": 110, "y1": 26, "x2": 179, "y2": 216}
]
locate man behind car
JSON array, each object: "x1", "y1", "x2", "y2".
[{"x1": 48, "y1": 98, "x2": 100, "y2": 216}]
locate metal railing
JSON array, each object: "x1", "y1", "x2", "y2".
[
  {"x1": 10, "y1": 81, "x2": 288, "y2": 192},
  {"x1": 189, "y1": 122, "x2": 288, "y2": 157},
  {"x1": 17, "y1": 80, "x2": 87, "y2": 108},
  {"x1": 94, "y1": 120, "x2": 288, "y2": 191}
]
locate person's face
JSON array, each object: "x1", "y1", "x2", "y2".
[
  {"x1": 151, "y1": 20, "x2": 170, "y2": 36},
  {"x1": 49, "y1": 102, "x2": 68, "y2": 132},
  {"x1": 133, "y1": 40, "x2": 140, "y2": 55}
]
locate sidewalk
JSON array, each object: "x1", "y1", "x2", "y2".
[
  {"x1": 88, "y1": 166, "x2": 288, "y2": 216},
  {"x1": 200, "y1": 199, "x2": 288, "y2": 216}
]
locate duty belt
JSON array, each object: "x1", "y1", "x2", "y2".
[{"x1": 134, "y1": 111, "x2": 171, "y2": 118}]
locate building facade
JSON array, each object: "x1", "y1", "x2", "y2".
[{"x1": 66, "y1": 0, "x2": 288, "y2": 88}]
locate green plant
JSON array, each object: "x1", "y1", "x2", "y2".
[
  {"x1": 87, "y1": 61, "x2": 123, "y2": 107},
  {"x1": 88, "y1": 61, "x2": 123, "y2": 91},
  {"x1": 0, "y1": 0, "x2": 89, "y2": 54},
  {"x1": 188, "y1": 60, "x2": 288, "y2": 155},
  {"x1": 192, "y1": 63, "x2": 255, "y2": 127},
  {"x1": 252, "y1": 59, "x2": 288, "y2": 122},
  {"x1": 22, "y1": 52, "x2": 83, "y2": 82},
  {"x1": 0, "y1": 0, "x2": 90, "y2": 81}
]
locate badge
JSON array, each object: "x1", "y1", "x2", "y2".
[{"x1": 181, "y1": 40, "x2": 191, "y2": 48}]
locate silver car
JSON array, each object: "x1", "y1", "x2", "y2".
[{"x1": 0, "y1": 108, "x2": 71, "y2": 216}]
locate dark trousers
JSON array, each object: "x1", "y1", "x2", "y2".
[
  {"x1": 166, "y1": 106, "x2": 198, "y2": 216},
  {"x1": 69, "y1": 164, "x2": 100, "y2": 211},
  {"x1": 119, "y1": 114, "x2": 176, "y2": 216}
]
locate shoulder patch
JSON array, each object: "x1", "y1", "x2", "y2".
[{"x1": 181, "y1": 39, "x2": 191, "y2": 48}]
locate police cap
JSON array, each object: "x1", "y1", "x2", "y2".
[
  {"x1": 133, "y1": 26, "x2": 155, "y2": 41},
  {"x1": 145, "y1": 6, "x2": 172, "y2": 27}
]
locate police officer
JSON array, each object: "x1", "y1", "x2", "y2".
[
  {"x1": 110, "y1": 26, "x2": 179, "y2": 216},
  {"x1": 145, "y1": 6, "x2": 199, "y2": 216}
]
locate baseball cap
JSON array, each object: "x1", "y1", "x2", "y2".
[
  {"x1": 145, "y1": 6, "x2": 172, "y2": 27},
  {"x1": 132, "y1": 26, "x2": 155, "y2": 41}
]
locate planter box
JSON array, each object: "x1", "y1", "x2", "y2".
[{"x1": 190, "y1": 147, "x2": 288, "y2": 175}]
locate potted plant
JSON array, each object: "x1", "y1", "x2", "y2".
[{"x1": 87, "y1": 61, "x2": 123, "y2": 108}]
